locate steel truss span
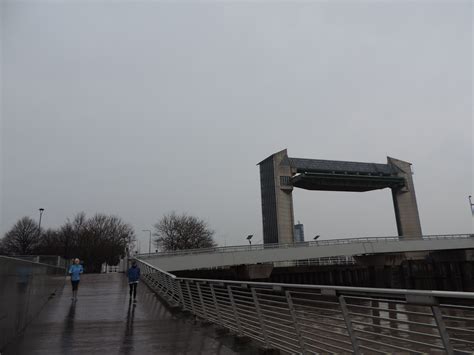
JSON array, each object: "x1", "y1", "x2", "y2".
[{"x1": 135, "y1": 258, "x2": 474, "y2": 354}]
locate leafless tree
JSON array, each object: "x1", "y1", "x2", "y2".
[
  {"x1": 153, "y1": 212, "x2": 216, "y2": 251},
  {"x1": 48, "y1": 212, "x2": 88, "y2": 260},
  {"x1": 36, "y1": 228, "x2": 62, "y2": 255},
  {"x1": 33, "y1": 212, "x2": 135, "y2": 272},
  {"x1": 84, "y1": 213, "x2": 135, "y2": 271},
  {"x1": 1, "y1": 216, "x2": 40, "y2": 255}
]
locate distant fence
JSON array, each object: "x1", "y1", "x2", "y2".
[
  {"x1": 101, "y1": 258, "x2": 127, "y2": 273},
  {"x1": 12, "y1": 255, "x2": 67, "y2": 268},
  {"x1": 103, "y1": 265, "x2": 120, "y2": 273},
  {"x1": 0, "y1": 256, "x2": 66, "y2": 351},
  {"x1": 136, "y1": 257, "x2": 474, "y2": 354}
]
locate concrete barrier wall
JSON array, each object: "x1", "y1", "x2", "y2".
[{"x1": 0, "y1": 256, "x2": 65, "y2": 351}]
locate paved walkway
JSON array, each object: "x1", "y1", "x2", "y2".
[{"x1": 5, "y1": 273, "x2": 258, "y2": 354}]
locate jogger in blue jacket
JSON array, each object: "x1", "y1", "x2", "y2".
[
  {"x1": 68, "y1": 258, "x2": 83, "y2": 301},
  {"x1": 128, "y1": 261, "x2": 141, "y2": 301}
]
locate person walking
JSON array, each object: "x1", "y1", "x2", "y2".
[
  {"x1": 68, "y1": 258, "x2": 83, "y2": 301},
  {"x1": 127, "y1": 261, "x2": 140, "y2": 302}
]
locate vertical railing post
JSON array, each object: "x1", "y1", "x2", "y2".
[
  {"x1": 186, "y1": 281, "x2": 196, "y2": 315},
  {"x1": 196, "y1": 282, "x2": 208, "y2": 320},
  {"x1": 210, "y1": 284, "x2": 223, "y2": 326},
  {"x1": 177, "y1": 280, "x2": 185, "y2": 309},
  {"x1": 164, "y1": 275, "x2": 171, "y2": 299},
  {"x1": 157, "y1": 273, "x2": 165, "y2": 294},
  {"x1": 251, "y1": 288, "x2": 271, "y2": 348},
  {"x1": 162, "y1": 274, "x2": 169, "y2": 296},
  {"x1": 150, "y1": 270, "x2": 158, "y2": 291},
  {"x1": 170, "y1": 277, "x2": 176, "y2": 303},
  {"x1": 227, "y1": 285, "x2": 243, "y2": 336},
  {"x1": 339, "y1": 295, "x2": 361, "y2": 355},
  {"x1": 431, "y1": 306, "x2": 454, "y2": 355},
  {"x1": 285, "y1": 290, "x2": 306, "y2": 353},
  {"x1": 152, "y1": 271, "x2": 160, "y2": 291},
  {"x1": 162, "y1": 274, "x2": 170, "y2": 296},
  {"x1": 149, "y1": 269, "x2": 157, "y2": 290},
  {"x1": 160, "y1": 274, "x2": 167, "y2": 295},
  {"x1": 165, "y1": 275, "x2": 172, "y2": 299},
  {"x1": 140, "y1": 263, "x2": 147, "y2": 282}
]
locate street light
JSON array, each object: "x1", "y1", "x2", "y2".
[
  {"x1": 38, "y1": 208, "x2": 45, "y2": 236},
  {"x1": 142, "y1": 230, "x2": 152, "y2": 254},
  {"x1": 246, "y1": 234, "x2": 253, "y2": 245},
  {"x1": 469, "y1": 196, "x2": 473, "y2": 215}
]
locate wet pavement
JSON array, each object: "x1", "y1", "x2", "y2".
[{"x1": 5, "y1": 273, "x2": 259, "y2": 355}]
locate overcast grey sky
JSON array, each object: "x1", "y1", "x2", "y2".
[{"x1": 1, "y1": 0, "x2": 472, "y2": 251}]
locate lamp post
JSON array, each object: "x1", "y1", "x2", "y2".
[
  {"x1": 246, "y1": 234, "x2": 253, "y2": 245},
  {"x1": 142, "y1": 230, "x2": 152, "y2": 254},
  {"x1": 38, "y1": 208, "x2": 45, "y2": 236},
  {"x1": 469, "y1": 196, "x2": 473, "y2": 215}
]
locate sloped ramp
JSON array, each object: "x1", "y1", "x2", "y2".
[{"x1": 5, "y1": 273, "x2": 259, "y2": 355}]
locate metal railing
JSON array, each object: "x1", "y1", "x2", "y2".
[
  {"x1": 135, "y1": 258, "x2": 474, "y2": 354},
  {"x1": 137, "y1": 233, "x2": 474, "y2": 259},
  {"x1": 11, "y1": 255, "x2": 67, "y2": 268}
]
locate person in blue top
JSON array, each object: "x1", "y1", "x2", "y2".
[
  {"x1": 127, "y1": 261, "x2": 141, "y2": 301},
  {"x1": 68, "y1": 258, "x2": 83, "y2": 301}
]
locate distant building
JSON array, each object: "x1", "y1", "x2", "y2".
[{"x1": 294, "y1": 222, "x2": 304, "y2": 243}]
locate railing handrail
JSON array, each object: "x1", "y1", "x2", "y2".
[
  {"x1": 132, "y1": 257, "x2": 176, "y2": 279},
  {"x1": 0, "y1": 255, "x2": 66, "y2": 270},
  {"x1": 11, "y1": 254, "x2": 64, "y2": 258},
  {"x1": 172, "y1": 275, "x2": 474, "y2": 300},
  {"x1": 137, "y1": 233, "x2": 474, "y2": 258},
  {"x1": 135, "y1": 257, "x2": 474, "y2": 300}
]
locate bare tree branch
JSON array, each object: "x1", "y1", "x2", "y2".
[{"x1": 153, "y1": 212, "x2": 216, "y2": 251}]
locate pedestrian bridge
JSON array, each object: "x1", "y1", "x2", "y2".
[
  {"x1": 138, "y1": 234, "x2": 474, "y2": 271},
  {"x1": 2, "y1": 253, "x2": 474, "y2": 354},
  {"x1": 0, "y1": 256, "x2": 257, "y2": 354}
]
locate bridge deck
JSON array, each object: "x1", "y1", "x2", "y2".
[
  {"x1": 5, "y1": 273, "x2": 257, "y2": 355},
  {"x1": 142, "y1": 234, "x2": 474, "y2": 271}
]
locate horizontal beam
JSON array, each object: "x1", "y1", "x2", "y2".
[{"x1": 290, "y1": 172, "x2": 405, "y2": 191}]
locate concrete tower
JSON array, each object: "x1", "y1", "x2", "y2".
[{"x1": 258, "y1": 149, "x2": 295, "y2": 244}]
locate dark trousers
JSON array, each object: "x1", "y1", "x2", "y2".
[
  {"x1": 129, "y1": 282, "x2": 137, "y2": 298},
  {"x1": 71, "y1": 280, "x2": 80, "y2": 291}
]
